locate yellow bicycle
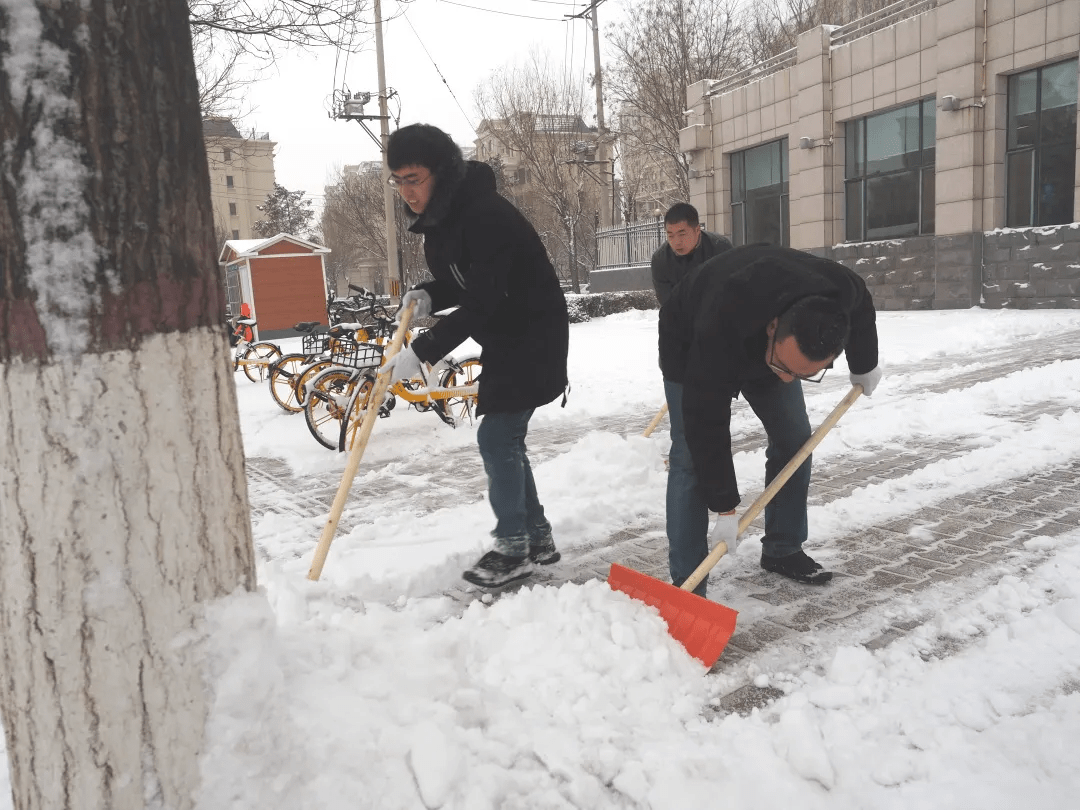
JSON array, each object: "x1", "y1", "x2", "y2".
[{"x1": 336, "y1": 347, "x2": 482, "y2": 452}]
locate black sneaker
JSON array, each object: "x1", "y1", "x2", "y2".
[
  {"x1": 760, "y1": 550, "x2": 833, "y2": 585},
  {"x1": 462, "y1": 551, "x2": 534, "y2": 588},
  {"x1": 528, "y1": 526, "x2": 561, "y2": 565}
]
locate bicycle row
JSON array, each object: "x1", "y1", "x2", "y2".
[{"x1": 227, "y1": 287, "x2": 482, "y2": 452}]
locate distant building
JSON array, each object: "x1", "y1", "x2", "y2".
[
  {"x1": 615, "y1": 108, "x2": 684, "y2": 223},
  {"x1": 475, "y1": 114, "x2": 615, "y2": 228},
  {"x1": 202, "y1": 117, "x2": 277, "y2": 244}
]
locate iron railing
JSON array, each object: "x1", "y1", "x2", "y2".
[
  {"x1": 830, "y1": 0, "x2": 938, "y2": 47},
  {"x1": 595, "y1": 220, "x2": 666, "y2": 271}
]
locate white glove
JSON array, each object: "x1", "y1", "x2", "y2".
[
  {"x1": 849, "y1": 365, "x2": 882, "y2": 397},
  {"x1": 397, "y1": 289, "x2": 432, "y2": 322},
  {"x1": 709, "y1": 512, "x2": 739, "y2": 555},
  {"x1": 382, "y1": 345, "x2": 422, "y2": 382}
]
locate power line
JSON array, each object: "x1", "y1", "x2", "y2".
[
  {"x1": 400, "y1": 6, "x2": 477, "y2": 132},
  {"x1": 436, "y1": 0, "x2": 566, "y2": 22}
]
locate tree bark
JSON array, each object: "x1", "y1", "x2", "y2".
[{"x1": 0, "y1": 2, "x2": 257, "y2": 808}]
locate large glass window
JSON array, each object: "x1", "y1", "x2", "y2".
[
  {"x1": 1006, "y1": 59, "x2": 1077, "y2": 228},
  {"x1": 845, "y1": 98, "x2": 936, "y2": 241},
  {"x1": 730, "y1": 139, "x2": 788, "y2": 247}
]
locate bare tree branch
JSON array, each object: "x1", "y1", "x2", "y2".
[{"x1": 605, "y1": 0, "x2": 744, "y2": 212}]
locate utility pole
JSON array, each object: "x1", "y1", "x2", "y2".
[
  {"x1": 374, "y1": 0, "x2": 402, "y2": 299},
  {"x1": 570, "y1": 0, "x2": 615, "y2": 227},
  {"x1": 589, "y1": 0, "x2": 606, "y2": 134}
]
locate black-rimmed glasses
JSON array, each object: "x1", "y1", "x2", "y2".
[
  {"x1": 386, "y1": 171, "x2": 431, "y2": 189},
  {"x1": 767, "y1": 335, "x2": 828, "y2": 383}
]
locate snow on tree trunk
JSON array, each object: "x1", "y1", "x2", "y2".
[{"x1": 0, "y1": 2, "x2": 257, "y2": 809}]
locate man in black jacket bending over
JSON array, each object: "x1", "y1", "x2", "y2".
[
  {"x1": 659, "y1": 244, "x2": 882, "y2": 594},
  {"x1": 381, "y1": 123, "x2": 570, "y2": 589}
]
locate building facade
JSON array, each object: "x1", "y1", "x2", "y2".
[
  {"x1": 203, "y1": 117, "x2": 277, "y2": 244},
  {"x1": 676, "y1": 0, "x2": 1079, "y2": 310}
]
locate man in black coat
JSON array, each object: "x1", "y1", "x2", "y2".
[
  {"x1": 650, "y1": 202, "x2": 732, "y2": 306},
  {"x1": 381, "y1": 123, "x2": 570, "y2": 588},
  {"x1": 659, "y1": 244, "x2": 882, "y2": 594}
]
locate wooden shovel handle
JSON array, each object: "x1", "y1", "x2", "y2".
[
  {"x1": 307, "y1": 301, "x2": 416, "y2": 581},
  {"x1": 642, "y1": 402, "x2": 669, "y2": 438},
  {"x1": 680, "y1": 384, "x2": 864, "y2": 593}
]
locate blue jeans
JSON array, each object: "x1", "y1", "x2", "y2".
[
  {"x1": 665, "y1": 378, "x2": 812, "y2": 596},
  {"x1": 476, "y1": 409, "x2": 548, "y2": 558}
]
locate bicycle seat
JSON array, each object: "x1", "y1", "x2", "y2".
[
  {"x1": 236, "y1": 317, "x2": 256, "y2": 326},
  {"x1": 328, "y1": 323, "x2": 360, "y2": 338},
  {"x1": 293, "y1": 321, "x2": 323, "y2": 333}
]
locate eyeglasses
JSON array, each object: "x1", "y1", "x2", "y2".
[
  {"x1": 386, "y1": 171, "x2": 431, "y2": 189},
  {"x1": 767, "y1": 333, "x2": 828, "y2": 383}
]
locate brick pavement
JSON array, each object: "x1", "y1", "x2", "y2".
[{"x1": 246, "y1": 327, "x2": 1080, "y2": 713}]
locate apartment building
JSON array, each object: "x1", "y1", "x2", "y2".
[
  {"x1": 674, "y1": 0, "x2": 1079, "y2": 310},
  {"x1": 202, "y1": 117, "x2": 277, "y2": 245}
]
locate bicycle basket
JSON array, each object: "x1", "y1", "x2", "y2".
[
  {"x1": 331, "y1": 339, "x2": 384, "y2": 369},
  {"x1": 302, "y1": 333, "x2": 331, "y2": 354}
]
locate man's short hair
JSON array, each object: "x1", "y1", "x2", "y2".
[
  {"x1": 386, "y1": 123, "x2": 462, "y2": 174},
  {"x1": 775, "y1": 296, "x2": 849, "y2": 362},
  {"x1": 664, "y1": 202, "x2": 699, "y2": 228}
]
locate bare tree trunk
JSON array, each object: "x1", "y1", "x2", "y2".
[{"x1": 0, "y1": 2, "x2": 256, "y2": 808}]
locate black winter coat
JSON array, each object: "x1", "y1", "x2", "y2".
[
  {"x1": 406, "y1": 161, "x2": 569, "y2": 415},
  {"x1": 650, "y1": 230, "x2": 733, "y2": 306},
  {"x1": 659, "y1": 244, "x2": 879, "y2": 513}
]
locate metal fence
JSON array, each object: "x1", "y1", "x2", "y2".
[{"x1": 595, "y1": 220, "x2": 665, "y2": 271}]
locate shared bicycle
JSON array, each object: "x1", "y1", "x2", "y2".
[{"x1": 230, "y1": 315, "x2": 282, "y2": 383}]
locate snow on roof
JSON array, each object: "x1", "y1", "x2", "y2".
[{"x1": 218, "y1": 233, "x2": 330, "y2": 263}]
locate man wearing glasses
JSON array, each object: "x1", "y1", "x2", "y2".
[
  {"x1": 380, "y1": 123, "x2": 570, "y2": 589},
  {"x1": 658, "y1": 244, "x2": 882, "y2": 590}
]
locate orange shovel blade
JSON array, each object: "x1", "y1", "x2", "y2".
[{"x1": 608, "y1": 563, "x2": 738, "y2": 668}]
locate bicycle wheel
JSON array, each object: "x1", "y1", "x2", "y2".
[
  {"x1": 293, "y1": 359, "x2": 334, "y2": 406},
  {"x1": 303, "y1": 368, "x2": 360, "y2": 450},
  {"x1": 438, "y1": 357, "x2": 482, "y2": 425},
  {"x1": 242, "y1": 341, "x2": 282, "y2": 383},
  {"x1": 267, "y1": 353, "x2": 307, "y2": 413},
  {"x1": 338, "y1": 373, "x2": 377, "y2": 452}
]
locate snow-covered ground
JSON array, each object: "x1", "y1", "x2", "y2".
[{"x1": 6, "y1": 307, "x2": 1080, "y2": 808}]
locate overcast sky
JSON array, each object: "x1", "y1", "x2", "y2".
[{"x1": 240, "y1": 0, "x2": 623, "y2": 210}]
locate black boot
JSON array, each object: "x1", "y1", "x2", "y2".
[
  {"x1": 760, "y1": 550, "x2": 832, "y2": 585},
  {"x1": 463, "y1": 551, "x2": 534, "y2": 588}
]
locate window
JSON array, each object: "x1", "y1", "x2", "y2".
[
  {"x1": 1006, "y1": 59, "x2": 1077, "y2": 228},
  {"x1": 223, "y1": 148, "x2": 232, "y2": 162},
  {"x1": 730, "y1": 138, "x2": 789, "y2": 247},
  {"x1": 232, "y1": 229, "x2": 239, "y2": 240},
  {"x1": 228, "y1": 202, "x2": 237, "y2": 216},
  {"x1": 226, "y1": 175, "x2": 234, "y2": 188},
  {"x1": 845, "y1": 99, "x2": 935, "y2": 242}
]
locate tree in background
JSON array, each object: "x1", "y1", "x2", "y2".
[
  {"x1": 605, "y1": 0, "x2": 744, "y2": 214},
  {"x1": 474, "y1": 52, "x2": 602, "y2": 293},
  {"x1": 0, "y1": 1, "x2": 256, "y2": 807},
  {"x1": 739, "y1": 0, "x2": 896, "y2": 64},
  {"x1": 254, "y1": 183, "x2": 317, "y2": 238},
  {"x1": 320, "y1": 165, "x2": 426, "y2": 296},
  {"x1": 189, "y1": 0, "x2": 371, "y2": 118}
]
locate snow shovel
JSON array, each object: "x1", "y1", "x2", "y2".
[
  {"x1": 307, "y1": 301, "x2": 416, "y2": 581},
  {"x1": 609, "y1": 384, "x2": 865, "y2": 667}
]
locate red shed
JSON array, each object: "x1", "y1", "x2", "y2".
[{"x1": 219, "y1": 233, "x2": 331, "y2": 340}]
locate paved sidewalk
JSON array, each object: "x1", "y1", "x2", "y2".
[{"x1": 246, "y1": 328, "x2": 1080, "y2": 713}]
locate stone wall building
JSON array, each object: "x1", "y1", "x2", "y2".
[
  {"x1": 203, "y1": 117, "x2": 277, "y2": 245},
  {"x1": 610, "y1": 0, "x2": 1079, "y2": 309}
]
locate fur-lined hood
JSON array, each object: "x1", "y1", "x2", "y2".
[{"x1": 406, "y1": 160, "x2": 494, "y2": 232}]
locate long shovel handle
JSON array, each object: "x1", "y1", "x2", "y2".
[
  {"x1": 307, "y1": 301, "x2": 416, "y2": 581},
  {"x1": 642, "y1": 402, "x2": 669, "y2": 437},
  {"x1": 680, "y1": 384, "x2": 864, "y2": 593}
]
